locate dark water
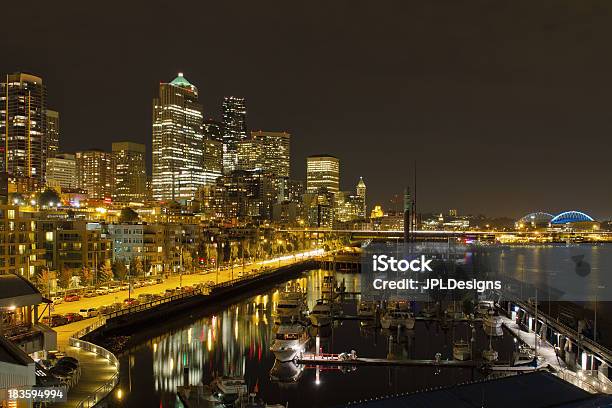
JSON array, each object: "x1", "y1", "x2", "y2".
[{"x1": 115, "y1": 270, "x2": 519, "y2": 408}]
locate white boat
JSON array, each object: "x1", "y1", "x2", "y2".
[
  {"x1": 380, "y1": 310, "x2": 415, "y2": 330},
  {"x1": 482, "y1": 347, "x2": 499, "y2": 362},
  {"x1": 309, "y1": 300, "x2": 333, "y2": 326},
  {"x1": 357, "y1": 301, "x2": 376, "y2": 318},
  {"x1": 453, "y1": 340, "x2": 471, "y2": 361},
  {"x1": 211, "y1": 376, "x2": 247, "y2": 404},
  {"x1": 273, "y1": 287, "x2": 305, "y2": 324},
  {"x1": 475, "y1": 301, "x2": 494, "y2": 316},
  {"x1": 270, "y1": 324, "x2": 310, "y2": 362},
  {"x1": 483, "y1": 313, "x2": 503, "y2": 329}
]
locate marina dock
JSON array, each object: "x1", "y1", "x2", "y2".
[{"x1": 297, "y1": 352, "x2": 478, "y2": 368}]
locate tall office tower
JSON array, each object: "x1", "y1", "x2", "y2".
[
  {"x1": 356, "y1": 177, "x2": 366, "y2": 218},
  {"x1": 75, "y1": 149, "x2": 113, "y2": 201},
  {"x1": 306, "y1": 155, "x2": 340, "y2": 195},
  {"x1": 203, "y1": 139, "x2": 223, "y2": 186},
  {"x1": 236, "y1": 138, "x2": 264, "y2": 171},
  {"x1": 112, "y1": 141, "x2": 146, "y2": 203},
  {"x1": 252, "y1": 130, "x2": 290, "y2": 178},
  {"x1": 222, "y1": 96, "x2": 247, "y2": 173},
  {"x1": 0, "y1": 73, "x2": 47, "y2": 182},
  {"x1": 46, "y1": 153, "x2": 76, "y2": 189},
  {"x1": 152, "y1": 73, "x2": 205, "y2": 201},
  {"x1": 203, "y1": 118, "x2": 224, "y2": 143},
  {"x1": 46, "y1": 109, "x2": 60, "y2": 158}
]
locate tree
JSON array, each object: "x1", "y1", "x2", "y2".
[
  {"x1": 182, "y1": 251, "x2": 193, "y2": 272},
  {"x1": 58, "y1": 268, "x2": 73, "y2": 289},
  {"x1": 112, "y1": 261, "x2": 128, "y2": 282},
  {"x1": 36, "y1": 268, "x2": 55, "y2": 296},
  {"x1": 119, "y1": 207, "x2": 139, "y2": 223},
  {"x1": 80, "y1": 267, "x2": 94, "y2": 287},
  {"x1": 39, "y1": 188, "x2": 61, "y2": 207},
  {"x1": 133, "y1": 257, "x2": 144, "y2": 277},
  {"x1": 99, "y1": 262, "x2": 113, "y2": 284}
]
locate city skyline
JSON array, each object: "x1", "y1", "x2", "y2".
[{"x1": 3, "y1": 2, "x2": 612, "y2": 218}]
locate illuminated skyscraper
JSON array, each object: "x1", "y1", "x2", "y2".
[
  {"x1": 203, "y1": 118, "x2": 223, "y2": 143},
  {"x1": 152, "y1": 73, "x2": 205, "y2": 201},
  {"x1": 112, "y1": 141, "x2": 146, "y2": 203},
  {"x1": 356, "y1": 177, "x2": 366, "y2": 218},
  {"x1": 236, "y1": 138, "x2": 264, "y2": 171},
  {"x1": 222, "y1": 96, "x2": 247, "y2": 173},
  {"x1": 0, "y1": 73, "x2": 47, "y2": 182},
  {"x1": 306, "y1": 155, "x2": 339, "y2": 195},
  {"x1": 203, "y1": 139, "x2": 223, "y2": 186},
  {"x1": 46, "y1": 109, "x2": 59, "y2": 158},
  {"x1": 76, "y1": 149, "x2": 113, "y2": 201},
  {"x1": 252, "y1": 131, "x2": 290, "y2": 178},
  {"x1": 46, "y1": 153, "x2": 76, "y2": 190}
]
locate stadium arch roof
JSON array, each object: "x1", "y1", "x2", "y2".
[
  {"x1": 550, "y1": 211, "x2": 594, "y2": 225},
  {"x1": 518, "y1": 212, "x2": 554, "y2": 224}
]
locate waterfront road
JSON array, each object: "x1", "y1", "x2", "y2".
[
  {"x1": 52, "y1": 253, "x2": 318, "y2": 345},
  {"x1": 50, "y1": 252, "x2": 321, "y2": 407}
]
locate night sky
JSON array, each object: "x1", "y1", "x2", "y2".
[{"x1": 2, "y1": 1, "x2": 612, "y2": 218}]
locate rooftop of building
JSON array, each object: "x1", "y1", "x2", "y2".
[
  {"x1": 0, "y1": 274, "x2": 43, "y2": 308},
  {"x1": 4, "y1": 72, "x2": 44, "y2": 85},
  {"x1": 307, "y1": 154, "x2": 339, "y2": 159},
  {"x1": 0, "y1": 335, "x2": 34, "y2": 366}
]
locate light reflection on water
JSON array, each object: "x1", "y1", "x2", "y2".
[{"x1": 120, "y1": 270, "x2": 517, "y2": 408}]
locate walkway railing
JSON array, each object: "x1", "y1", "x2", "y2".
[
  {"x1": 105, "y1": 289, "x2": 204, "y2": 319},
  {"x1": 68, "y1": 317, "x2": 120, "y2": 408},
  {"x1": 105, "y1": 258, "x2": 314, "y2": 319}
]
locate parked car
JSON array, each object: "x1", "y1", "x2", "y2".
[
  {"x1": 96, "y1": 287, "x2": 109, "y2": 295},
  {"x1": 100, "y1": 303, "x2": 122, "y2": 314},
  {"x1": 98, "y1": 305, "x2": 112, "y2": 315},
  {"x1": 64, "y1": 312, "x2": 83, "y2": 323},
  {"x1": 120, "y1": 283, "x2": 129, "y2": 291},
  {"x1": 123, "y1": 298, "x2": 140, "y2": 307},
  {"x1": 83, "y1": 290, "x2": 97, "y2": 298},
  {"x1": 164, "y1": 289, "x2": 176, "y2": 297},
  {"x1": 51, "y1": 296, "x2": 64, "y2": 305},
  {"x1": 42, "y1": 314, "x2": 68, "y2": 327},
  {"x1": 137, "y1": 293, "x2": 153, "y2": 303},
  {"x1": 108, "y1": 285, "x2": 120, "y2": 293},
  {"x1": 64, "y1": 294, "x2": 80, "y2": 302},
  {"x1": 81, "y1": 308, "x2": 99, "y2": 318},
  {"x1": 155, "y1": 277, "x2": 164, "y2": 284}
]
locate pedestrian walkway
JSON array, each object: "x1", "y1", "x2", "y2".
[
  {"x1": 500, "y1": 314, "x2": 612, "y2": 394},
  {"x1": 53, "y1": 321, "x2": 119, "y2": 407}
]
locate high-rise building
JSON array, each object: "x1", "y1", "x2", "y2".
[
  {"x1": 75, "y1": 149, "x2": 113, "y2": 201},
  {"x1": 46, "y1": 109, "x2": 60, "y2": 158},
  {"x1": 356, "y1": 177, "x2": 366, "y2": 218},
  {"x1": 152, "y1": 73, "x2": 205, "y2": 201},
  {"x1": 306, "y1": 155, "x2": 340, "y2": 195},
  {"x1": 252, "y1": 131, "x2": 290, "y2": 178},
  {"x1": 236, "y1": 139, "x2": 264, "y2": 171},
  {"x1": 46, "y1": 153, "x2": 76, "y2": 190},
  {"x1": 0, "y1": 73, "x2": 47, "y2": 182},
  {"x1": 203, "y1": 139, "x2": 223, "y2": 186},
  {"x1": 112, "y1": 141, "x2": 146, "y2": 203},
  {"x1": 222, "y1": 96, "x2": 247, "y2": 173},
  {"x1": 203, "y1": 118, "x2": 223, "y2": 143}
]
